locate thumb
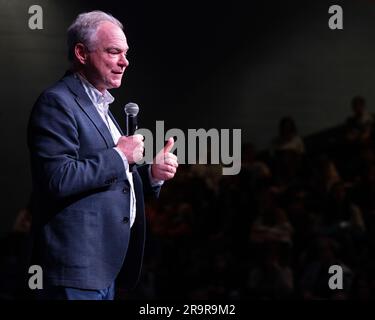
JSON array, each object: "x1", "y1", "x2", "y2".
[{"x1": 163, "y1": 137, "x2": 174, "y2": 154}]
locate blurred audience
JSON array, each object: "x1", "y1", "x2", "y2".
[
  {"x1": 345, "y1": 95, "x2": 374, "y2": 146},
  {"x1": 271, "y1": 116, "x2": 305, "y2": 155}
]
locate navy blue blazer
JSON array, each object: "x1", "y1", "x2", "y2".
[{"x1": 27, "y1": 72, "x2": 160, "y2": 290}]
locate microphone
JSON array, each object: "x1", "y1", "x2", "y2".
[
  {"x1": 124, "y1": 102, "x2": 140, "y2": 172},
  {"x1": 124, "y1": 102, "x2": 139, "y2": 136}
]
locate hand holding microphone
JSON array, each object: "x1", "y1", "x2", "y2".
[
  {"x1": 116, "y1": 102, "x2": 144, "y2": 164},
  {"x1": 116, "y1": 134, "x2": 144, "y2": 164}
]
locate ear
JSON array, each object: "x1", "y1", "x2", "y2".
[{"x1": 74, "y1": 43, "x2": 88, "y2": 65}]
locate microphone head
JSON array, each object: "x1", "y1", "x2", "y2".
[{"x1": 124, "y1": 102, "x2": 139, "y2": 116}]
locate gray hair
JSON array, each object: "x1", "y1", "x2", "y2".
[{"x1": 67, "y1": 10, "x2": 123, "y2": 62}]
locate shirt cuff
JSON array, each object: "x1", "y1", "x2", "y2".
[
  {"x1": 114, "y1": 147, "x2": 129, "y2": 171},
  {"x1": 149, "y1": 165, "x2": 164, "y2": 187}
]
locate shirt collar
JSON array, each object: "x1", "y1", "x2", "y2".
[{"x1": 76, "y1": 73, "x2": 115, "y2": 107}]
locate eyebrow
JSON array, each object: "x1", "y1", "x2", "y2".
[{"x1": 106, "y1": 46, "x2": 129, "y2": 52}]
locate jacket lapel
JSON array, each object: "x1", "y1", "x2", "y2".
[{"x1": 61, "y1": 72, "x2": 116, "y2": 148}]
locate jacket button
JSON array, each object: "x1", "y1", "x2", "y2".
[
  {"x1": 123, "y1": 217, "x2": 129, "y2": 224},
  {"x1": 123, "y1": 187, "x2": 129, "y2": 193}
]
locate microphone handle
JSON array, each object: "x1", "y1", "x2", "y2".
[
  {"x1": 126, "y1": 114, "x2": 138, "y2": 136},
  {"x1": 126, "y1": 114, "x2": 138, "y2": 172}
]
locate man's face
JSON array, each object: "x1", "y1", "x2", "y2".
[{"x1": 84, "y1": 21, "x2": 129, "y2": 92}]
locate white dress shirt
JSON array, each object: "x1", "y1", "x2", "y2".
[{"x1": 76, "y1": 73, "x2": 162, "y2": 228}]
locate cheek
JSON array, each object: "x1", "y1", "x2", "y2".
[
  {"x1": 104, "y1": 60, "x2": 118, "y2": 76},
  {"x1": 94, "y1": 56, "x2": 112, "y2": 71},
  {"x1": 106, "y1": 56, "x2": 117, "y2": 68},
  {"x1": 102, "y1": 60, "x2": 112, "y2": 71}
]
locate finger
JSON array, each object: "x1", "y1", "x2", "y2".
[
  {"x1": 163, "y1": 158, "x2": 178, "y2": 167},
  {"x1": 136, "y1": 151, "x2": 144, "y2": 162},
  {"x1": 164, "y1": 153, "x2": 178, "y2": 162},
  {"x1": 161, "y1": 171, "x2": 175, "y2": 180},
  {"x1": 163, "y1": 137, "x2": 174, "y2": 154},
  {"x1": 133, "y1": 134, "x2": 144, "y2": 142},
  {"x1": 133, "y1": 148, "x2": 143, "y2": 160},
  {"x1": 163, "y1": 155, "x2": 178, "y2": 167},
  {"x1": 166, "y1": 174, "x2": 174, "y2": 180},
  {"x1": 163, "y1": 165, "x2": 176, "y2": 174}
]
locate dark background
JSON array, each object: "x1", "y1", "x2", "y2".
[
  {"x1": 1, "y1": 0, "x2": 375, "y2": 235},
  {"x1": 1, "y1": 0, "x2": 375, "y2": 300}
]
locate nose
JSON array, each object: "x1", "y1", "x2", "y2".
[{"x1": 118, "y1": 53, "x2": 129, "y2": 68}]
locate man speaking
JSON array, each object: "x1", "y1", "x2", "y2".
[{"x1": 27, "y1": 10, "x2": 178, "y2": 300}]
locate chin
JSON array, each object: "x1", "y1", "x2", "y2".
[{"x1": 110, "y1": 80, "x2": 122, "y2": 89}]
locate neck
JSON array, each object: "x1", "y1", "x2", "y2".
[{"x1": 72, "y1": 66, "x2": 106, "y2": 94}]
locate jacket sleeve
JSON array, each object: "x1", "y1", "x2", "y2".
[
  {"x1": 28, "y1": 91, "x2": 127, "y2": 199},
  {"x1": 136, "y1": 164, "x2": 162, "y2": 199}
]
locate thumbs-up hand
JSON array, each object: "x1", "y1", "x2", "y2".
[{"x1": 151, "y1": 137, "x2": 178, "y2": 181}]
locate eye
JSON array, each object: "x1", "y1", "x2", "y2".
[{"x1": 106, "y1": 48, "x2": 121, "y2": 55}]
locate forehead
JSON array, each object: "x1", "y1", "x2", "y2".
[{"x1": 95, "y1": 21, "x2": 128, "y2": 49}]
